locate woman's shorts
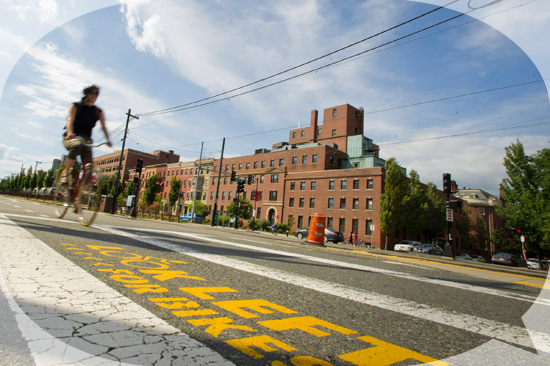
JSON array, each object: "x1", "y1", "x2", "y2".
[{"x1": 63, "y1": 134, "x2": 92, "y2": 161}]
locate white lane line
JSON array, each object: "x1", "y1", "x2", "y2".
[
  {"x1": 382, "y1": 261, "x2": 433, "y2": 269},
  {"x1": 13, "y1": 205, "x2": 21, "y2": 208},
  {"x1": 127, "y1": 227, "x2": 548, "y2": 306},
  {"x1": 98, "y1": 225, "x2": 548, "y2": 350},
  {"x1": 25, "y1": 210, "x2": 34, "y2": 213},
  {"x1": 39, "y1": 215, "x2": 49, "y2": 218},
  {"x1": 0, "y1": 214, "x2": 233, "y2": 366}
]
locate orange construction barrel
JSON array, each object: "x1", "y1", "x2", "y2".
[{"x1": 307, "y1": 214, "x2": 326, "y2": 246}]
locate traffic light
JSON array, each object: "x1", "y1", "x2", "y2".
[
  {"x1": 231, "y1": 170, "x2": 236, "y2": 182},
  {"x1": 514, "y1": 228, "x2": 525, "y2": 236},
  {"x1": 442, "y1": 173, "x2": 451, "y2": 194},
  {"x1": 136, "y1": 159, "x2": 144, "y2": 174},
  {"x1": 237, "y1": 180, "x2": 245, "y2": 193},
  {"x1": 248, "y1": 175, "x2": 252, "y2": 185},
  {"x1": 447, "y1": 200, "x2": 462, "y2": 209}
]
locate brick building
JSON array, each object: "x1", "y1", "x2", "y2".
[{"x1": 128, "y1": 103, "x2": 466, "y2": 251}]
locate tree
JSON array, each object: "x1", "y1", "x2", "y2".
[
  {"x1": 30, "y1": 172, "x2": 38, "y2": 190},
  {"x1": 144, "y1": 173, "x2": 160, "y2": 206},
  {"x1": 44, "y1": 168, "x2": 54, "y2": 188},
  {"x1": 188, "y1": 201, "x2": 210, "y2": 218},
  {"x1": 227, "y1": 198, "x2": 252, "y2": 221},
  {"x1": 37, "y1": 170, "x2": 46, "y2": 189},
  {"x1": 497, "y1": 140, "x2": 549, "y2": 253},
  {"x1": 423, "y1": 183, "x2": 446, "y2": 242},
  {"x1": 457, "y1": 202, "x2": 474, "y2": 251},
  {"x1": 126, "y1": 179, "x2": 135, "y2": 197},
  {"x1": 402, "y1": 170, "x2": 428, "y2": 239},
  {"x1": 169, "y1": 178, "x2": 181, "y2": 207},
  {"x1": 380, "y1": 158, "x2": 407, "y2": 249},
  {"x1": 472, "y1": 216, "x2": 489, "y2": 250}
]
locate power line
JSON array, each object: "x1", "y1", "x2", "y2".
[{"x1": 137, "y1": 0, "x2": 461, "y2": 117}]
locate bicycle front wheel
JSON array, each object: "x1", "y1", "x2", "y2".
[
  {"x1": 78, "y1": 181, "x2": 100, "y2": 226},
  {"x1": 53, "y1": 181, "x2": 70, "y2": 218}
]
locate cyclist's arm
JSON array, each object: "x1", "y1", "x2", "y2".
[
  {"x1": 98, "y1": 111, "x2": 112, "y2": 147},
  {"x1": 65, "y1": 104, "x2": 78, "y2": 139}
]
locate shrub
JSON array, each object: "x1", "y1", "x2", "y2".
[{"x1": 257, "y1": 219, "x2": 271, "y2": 232}]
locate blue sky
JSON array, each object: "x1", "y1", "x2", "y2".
[{"x1": 1, "y1": 0, "x2": 549, "y2": 195}]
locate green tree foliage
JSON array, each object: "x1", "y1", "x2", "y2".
[
  {"x1": 30, "y1": 172, "x2": 38, "y2": 190},
  {"x1": 126, "y1": 179, "x2": 135, "y2": 197},
  {"x1": 380, "y1": 158, "x2": 408, "y2": 248},
  {"x1": 227, "y1": 198, "x2": 252, "y2": 221},
  {"x1": 188, "y1": 200, "x2": 210, "y2": 218},
  {"x1": 472, "y1": 217, "x2": 489, "y2": 250},
  {"x1": 169, "y1": 178, "x2": 181, "y2": 207},
  {"x1": 491, "y1": 229, "x2": 519, "y2": 253},
  {"x1": 144, "y1": 174, "x2": 160, "y2": 206},
  {"x1": 497, "y1": 140, "x2": 549, "y2": 252},
  {"x1": 44, "y1": 168, "x2": 55, "y2": 188},
  {"x1": 423, "y1": 183, "x2": 446, "y2": 242},
  {"x1": 37, "y1": 170, "x2": 46, "y2": 189},
  {"x1": 456, "y1": 202, "x2": 474, "y2": 251},
  {"x1": 402, "y1": 170, "x2": 428, "y2": 239}
]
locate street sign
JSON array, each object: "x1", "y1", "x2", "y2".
[
  {"x1": 521, "y1": 235, "x2": 525, "y2": 243},
  {"x1": 446, "y1": 208, "x2": 453, "y2": 222}
]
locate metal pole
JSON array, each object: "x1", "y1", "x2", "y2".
[
  {"x1": 191, "y1": 142, "x2": 203, "y2": 222},
  {"x1": 211, "y1": 138, "x2": 225, "y2": 226},
  {"x1": 488, "y1": 204, "x2": 493, "y2": 258},
  {"x1": 251, "y1": 177, "x2": 259, "y2": 231},
  {"x1": 111, "y1": 109, "x2": 138, "y2": 214}
]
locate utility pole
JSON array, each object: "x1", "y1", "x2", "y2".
[
  {"x1": 35, "y1": 161, "x2": 42, "y2": 174},
  {"x1": 111, "y1": 109, "x2": 139, "y2": 214},
  {"x1": 191, "y1": 142, "x2": 203, "y2": 222},
  {"x1": 211, "y1": 138, "x2": 225, "y2": 227}
]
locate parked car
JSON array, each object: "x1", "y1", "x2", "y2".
[
  {"x1": 526, "y1": 258, "x2": 549, "y2": 270},
  {"x1": 491, "y1": 252, "x2": 519, "y2": 266},
  {"x1": 455, "y1": 253, "x2": 472, "y2": 260},
  {"x1": 471, "y1": 255, "x2": 485, "y2": 263},
  {"x1": 295, "y1": 227, "x2": 345, "y2": 243},
  {"x1": 420, "y1": 244, "x2": 443, "y2": 255},
  {"x1": 179, "y1": 213, "x2": 204, "y2": 223},
  {"x1": 394, "y1": 240, "x2": 422, "y2": 253}
]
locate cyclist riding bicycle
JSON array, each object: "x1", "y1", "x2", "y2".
[{"x1": 60, "y1": 84, "x2": 111, "y2": 185}]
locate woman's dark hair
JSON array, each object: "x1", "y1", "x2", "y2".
[{"x1": 81, "y1": 84, "x2": 100, "y2": 102}]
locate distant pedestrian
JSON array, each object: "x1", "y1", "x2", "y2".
[
  {"x1": 271, "y1": 223, "x2": 277, "y2": 234},
  {"x1": 349, "y1": 232, "x2": 353, "y2": 244}
]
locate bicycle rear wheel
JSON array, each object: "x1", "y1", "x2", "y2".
[
  {"x1": 53, "y1": 181, "x2": 70, "y2": 218},
  {"x1": 78, "y1": 179, "x2": 100, "y2": 226}
]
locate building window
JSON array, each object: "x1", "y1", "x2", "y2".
[
  {"x1": 190, "y1": 168, "x2": 194, "y2": 175},
  {"x1": 301, "y1": 130, "x2": 305, "y2": 137},
  {"x1": 353, "y1": 198, "x2": 359, "y2": 210},
  {"x1": 261, "y1": 161, "x2": 266, "y2": 168},
  {"x1": 327, "y1": 217, "x2": 333, "y2": 229},
  {"x1": 300, "y1": 182, "x2": 306, "y2": 190},
  {"x1": 329, "y1": 181, "x2": 335, "y2": 190},
  {"x1": 366, "y1": 220, "x2": 373, "y2": 236},
  {"x1": 332, "y1": 129, "x2": 336, "y2": 136},
  {"x1": 289, "y1": 198, "x2": 294, "y2": 207},
  {"x1": 312, "y1": 154, "x2": 317, "y2": 163},
  {"x1": 310, "y1": 198, "x2": 315, "y2": 208},
  {"x1": 254, "y1": 162, "x2": 258, "y2": 169},
  {"x1": 222, "y1": 192, "x2": 226, "y2": 200},
  {"x1": 292, "y1": 156, "x2": 297, "y2": 165},
  {"x1": 332, "y1": 109, "x2": 337, "y2": 117},
  {"x1": 260, "y1": 176, "x2": 264, "y2": 183},
  {"x1": 210, "y1": 191, "x2": 214, "y2": 199},
  {"x1": 228, "y1": 191, "x2": 232, "y2": 200},
  {"x1": 367, "y1": 179, "x2": 374, "y2": 190},
  {"x1": 279, "y1": 158, "x2": 284, "y2": 166},
  {"x1": 293, "y1": 132, "x2": 297, "y2": 139},
  {"x1": 366, "y1": 199, "x2": 373, "y2": 210},
  {"x1": 167, "y1": 170, "x2": 170, "y2": 176},
  {"x1": 341, "y1": 180, "x2": 347, "y2": 190},
  {"x1": 352, "y1": 219, "x2": 359, "y2": 234},
  {"x1": 340, "y1": 198, "x2": 346, "y2": 209},
  {"x1": 299, "y1": 198, "x2": 304, "y2": 208},
  {"x1": 231, "y1": 164, "x2": 235, "y2": 171},
  {"x1": 329, "y1": 156, "x2": 334, "y2": 165},
  {"x1": 269, "y1": 191, "x2": 278, "y2": 201},
  {"x1": 258, "y1": 191, "x2": 263, "y2": 201},
  {"x1": 271, "y1": 175, "x2": 279, "y2": 183},
  {"x1": 311, "y1": 181, "x2": 316, "y2": 191},
  {"x1": 238, "y1": 163, "x2": 242, "y2": 170},
  {"x1": 478, "y1": 207, "x2": 485, "y2": 215},
  {"x1": 318, "y1": 129, "x2": 322, "y2": 136},
  {"x1": 290, "y1": 182, "x2": 295, "y2": 191},
  {"x1": 224, "y1": 178, "x2": 227, "y2": 185},
  {"x1": 339, "y1": 218, "x2": 345, "y2": 233},
  {"x1": 257, "y1": 207, "x2": 262, "y2": 220},
  {"x1": 302, "y1": 155, "x2": 307, "y2": 164},
  {"x1": 246, "y1": 162, "x2": 250, "y2": 169},
  {"x1": 298, "y1": 215, "x2": 303, "y2": 228},
  {"x1": 328, "y1": 198, "x2": 334, "y2": 209},
  {"x1": 185, "y1": 169, "x2": 188, "y2": 175},
  {"x1": 353, "y1": 180, "x2": 359, "y2": 189},
  {"x1": 270, "y1": 160, "x2": 275, "y2": 167}
]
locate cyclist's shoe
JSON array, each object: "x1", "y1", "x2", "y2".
[{"x1": 59, "y1": 174, "x2": 69, "y2": 186}]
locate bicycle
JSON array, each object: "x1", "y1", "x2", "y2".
[{"x1": 54, "y1": 137, "x2": 106, "y2": 226}]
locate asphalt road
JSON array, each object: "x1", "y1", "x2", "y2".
[{"x1": 1, "y1": 195, "x2": 550, "y2": 366}]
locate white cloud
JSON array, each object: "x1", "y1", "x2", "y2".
[{"x1": 38, "y1": 0, "x2": 58, "y2": 22}]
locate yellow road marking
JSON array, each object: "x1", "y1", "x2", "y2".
[
  {"x1": 188, "y1": 317, "x2": 256, "y2": 337},
  {"x1": 212, "y1": 299, "x2": 297, "y2": 319},
  {"x1": 259, "y1": 316, "x2": 357, "y2": 337},
  {"x1": 513, "y1": 280, "x2": 550, "y2": 290},
  {"x1": 225, "y1": 335, "x2": 296, "y2": 359}
]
